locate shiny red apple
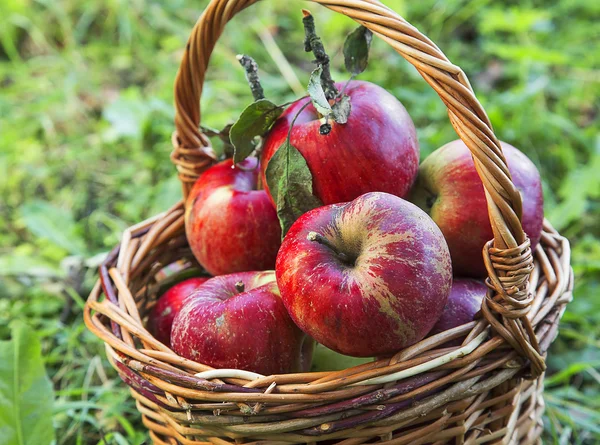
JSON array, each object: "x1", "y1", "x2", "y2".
[
  {"x1": 185, "y1": 157, "x2": 281, "y2": 276},
  {"x1": 171, "y1": 271, "x2": 312, "y2": 375},
  {"x1": 261, "y1": 80, "x2": 419, "y2": 205},
  {"x1": 410, "y1": 140, "x2": 544, "y2": 277},
  {"x1": 429, "y1": 279, "x2": 487, "y2": 346},
  {"x1": 147, "y1": 277, "x2": 209, "y2": 346},
  {"x1": 276, "y1": 192, "x2": 452, "y2": 357}
]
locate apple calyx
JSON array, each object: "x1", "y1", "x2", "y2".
[
  {"x1": 235, "y1": 281, "x2": 245, "y2": 293},
  {"x1": 319, "y1": 123, "x2": 332, "y2": 135},
  {"x1": 306, "y1": 231, "x2": 354, "y2": 266}
]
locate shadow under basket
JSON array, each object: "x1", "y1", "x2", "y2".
[{"x1": 84, "y1": 0, "x2": 574, "y2": 443}]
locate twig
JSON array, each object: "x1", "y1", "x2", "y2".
[
  {"x1": 302, "y1": 9, "x2": 338, "y2": 99},
  {"x1": 237, "y1": 54, "x2": 265, "y2": 101}
]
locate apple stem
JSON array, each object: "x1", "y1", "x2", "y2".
[
  {"x1": 237, "y1": 54, "x2": 265, "y2": 101},
  {"x1": 307, "y1": 231, "x2": 351, "y2": 263},
  {"x1": 235, "y1": 281, "x2": 245, "y2": 293},
  {"x1": 302, "y1": 10, "x2": 338, "y2": 100},
  {"x1": 285, "y1": 101, "x2": 312, "y2": 144}
]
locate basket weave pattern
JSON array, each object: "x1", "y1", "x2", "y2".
[{"x1": 84, "y1": 0, "x2": 573, "y2": 443}]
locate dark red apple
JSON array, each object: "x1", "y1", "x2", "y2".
[
  {"x1": 429, "y1": 279, "x2": 487, "y2": 345},
  {"x1": 410, "y1": 140, "x2": 544, "y2": 277},
  {"x1": 261, "y1": 80, "x2": 419, "y2": 205},
  {"x1": 171, "y1": 271, "x2": 312, "y2": 375},
  {"x1": 147, "y1": 277, "x2": 209, "y2": 346},
  {"x1": 276, "y1": 192, "x2": 452, "y2": 357},
  {"x1": 185, "y1": 157, "x2": 281, "y2": 276}
]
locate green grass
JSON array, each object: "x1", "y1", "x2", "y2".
[{"x1": 0, "y1": 0, "x2": 598, "y2": 443}]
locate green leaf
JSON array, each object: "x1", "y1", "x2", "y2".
[
  {"x1": 230, "y1": 99, "x2": 283, "y2": 164},
  {"x1": 307, "y1": 66, "x2": 332, "y2": 117},
  {"x1": 0, "y1": 254, "x2": 63, "y2": 279},
  {"x1": 265, "y1": 140, "x2": 322, "y2": 236},
  {"x1": 343, "y1": 26, "x2": 373, "y2": 75},
  {"x1": 332, "y1": 95, "x2": 352, "y2": 124},
  {"x1": 19, "y1": 201, "x2": 87, "y2": 256},
  {"x1": 102, "y1": 90, "x2": 150, "y2": 140},
  {"x1": 0, "y1": 321, "x2": 55, "y2": 445}
]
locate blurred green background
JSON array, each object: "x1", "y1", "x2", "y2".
[{"x1": 0, "y1": 0, "x2": 598, "y2": 443}]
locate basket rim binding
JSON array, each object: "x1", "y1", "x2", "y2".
[{"x1": 83, "y1": 0, "x2": 575, "y2": 442}]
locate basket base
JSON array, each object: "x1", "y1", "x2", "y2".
[{"x1": 136, "y1": 375, "x2": 545, "y2": 445}]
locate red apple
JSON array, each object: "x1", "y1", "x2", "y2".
[
  {"x1": 429, "y1": 279, "x2": 487, "y2": 345},
  {"x1": 147, "y1": 277, "x2": 209, "y2": 346},
  {"x1": 410, "y1": 140, "x2": 544, "y2": 277},
  {"x1": 185, "y1": 157, "x2": 281, "y2": 276},
  {"x1": 261, "y1": 80, "x2": 419, "y2": 205},
  {"x1": 276, "y1": 192, "x2": 452, "y2": 357},
  {"x1": 171, "y1": 271, "x2": 312, "y2": 375}
]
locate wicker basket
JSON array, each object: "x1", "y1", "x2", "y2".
[{"x1": 83, "y1": 0, "x2": 574, "y2": 443}]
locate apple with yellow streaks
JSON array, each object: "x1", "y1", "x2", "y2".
[{"x1": 275, "y1": 192, "x2": 452, "y2": 357}]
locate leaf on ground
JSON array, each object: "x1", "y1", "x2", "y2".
[
  {"x1": 19, "y1": 200, "x2": 87, "y2": 256},
  {"x1": 307, "y1": 66, "x2": 332, "y2": 117},
  {"x1": 343, "y1": 26, "x2": 373, "y2": 75},
  {"x1": 0, "y1": 254, "x2": 63, "y2": 279},
  {"x1": 265, "y1": 141, "x2": 322, "y2": 236},
  {"x1": 230, "y1": 99, "x2": 283, "y2": 164},
  {"x1": 102, "y1": 91, "x2": 150, "y2": 140},
  {"x1": 0, "y1": 321, "x2": 56, "y2": 445}
]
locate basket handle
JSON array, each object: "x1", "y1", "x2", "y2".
[{"x1": 171, "y1": 0, "x2": 545, "y2": 377}]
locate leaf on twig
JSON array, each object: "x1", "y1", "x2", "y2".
[
  {"x1": 199, "y1": 125, "x2": 222, "y2": 138},
  {"x1": 332, "y1": 95, "x2": 352, "y2": 124},
  {"x1": 343, "y1": 26, "x2": 373, "y2": 75},
  {"x1": 307, "y1": 66, "x2": 332, "y2": 117},
  {"x1": 265, "y1": 141, "x2": 322, "y2": 236},
  {"x1": 230, "y1": 99, "x2": 283, "y2": 164}
]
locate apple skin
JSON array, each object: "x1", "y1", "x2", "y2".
[
  {"x1": 147, "y1": 277, "x2": 209, "y2": 347},
  {"x1": 276, "y1": 192, "x2": 453, "y2": 357},
  {"x1": 261, "y1": 80, "x2": 419, "y2": 205},
  {"x1": 410, "y1": 140, "x2": 544, "y2": 278},
  {"x1": 429, "y1": 279, "x2": 487, "y2": 346},
  {"x1": 185, "y1": 157, "x2": 282, "y2": 276},
  {"x1": 171, "y1": 271, "x2": 313, "y2": 375}
]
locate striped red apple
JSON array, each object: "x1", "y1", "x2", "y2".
[
  {"x1": 171, "y1": 271, "x2": 313, "y2": 375},
  {"x1": 275, "y1": 192, "x2": 453, "y2": 357},
  {"x1": 410, "y1": 140, "x2": 543, "y2": 277},
  {"x1": 147, "y1": 277, "x2": 209, "y2": 346}
]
